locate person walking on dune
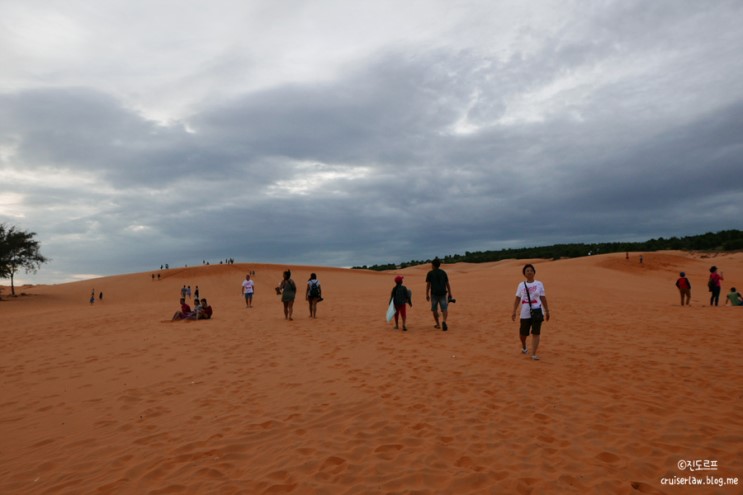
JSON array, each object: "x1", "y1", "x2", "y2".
[
  {"x1": 242, "y1": 274, "x2": 255, "y2": 308},
  {"x1": 426, "y1": 258, "x2": 453, "y2": 331},
  {"x1": 277, "y1": 270, "x2": 297, "y2": 320},
  {"x1": 512, "y1": 264, "x2": 551, "y2": 361},
  {"x1": 306, "y1": 273, "x2": 323, "y2": 319},
  {"x1": 390, "y1": 275, "x2": 412, "y2": 331},
  {"x1": 675, "y1": 272, "x2": 691, "y2": 306}
]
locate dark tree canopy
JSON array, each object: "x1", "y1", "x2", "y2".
[
  {"x1": 0, "y1": 224, "x2": 49, "y2": 297},
  {"x1": 353, "y1": 230, "x2": 743, "y2": 271}
]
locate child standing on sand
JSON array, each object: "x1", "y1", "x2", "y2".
[
  {"x1": 389, "y1": 275, "x2": 412, "y2": 331},
  {"x1": 511, "y1": 264, "x2": 551, "y2": 361}
]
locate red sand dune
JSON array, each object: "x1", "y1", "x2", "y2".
[{"x1": 1, "y1": 251, "x2": 742, "y2": 494}]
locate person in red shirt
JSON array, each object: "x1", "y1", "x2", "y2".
[
  {"x1": 198, "y1": 298, "x2": 213, "y2": 319},
  {"x1": 708, "y1": 266, "x2": 724, "y2": 306},
  {"x1": 172, "y1": 298, "x2": 191, "y2": 320},
  {"x1": 675, "y1": 272, "x2": 691, "y2": 306}
]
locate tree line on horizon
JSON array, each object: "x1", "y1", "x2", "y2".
[{"x1": 352, "y1": 230, "x2": 743, "y2": 271}]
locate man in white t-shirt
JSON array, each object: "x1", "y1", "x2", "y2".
[
  {"x1": 241, "y1": 274, "x2": 255, "y2": 308},
  {"x1": 511, "y1": 264, "x2": 551, "y2": 361}
]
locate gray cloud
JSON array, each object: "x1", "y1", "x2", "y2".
[{"x1": 2, "y1": 1, "x2": 743, "y2": 283}]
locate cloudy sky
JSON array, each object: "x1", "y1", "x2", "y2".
[{"x1": 2, "y1": 0, "x2": 743, "y2": 284}]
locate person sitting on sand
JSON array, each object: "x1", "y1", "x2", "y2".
[
  {"x1": 172, "y1": 298, "x2": 191, "y2": 321},
  {"x1": 511, "y1": 263, "x2": 551, "y2": 361},
  {"x1": 725, "y1": 287, "x2": 743, "y2": 306},
  {"x1": 198, "y1": 298, "x2": 213, "y2": 319},
  {"x1": 390, "y1": 275, "x2": 412, "y2": 331},
  {"x1": 189, "y1": 298, "x2": 203, "y2": 319}
]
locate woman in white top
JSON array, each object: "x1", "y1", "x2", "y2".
[{"x1": 511, "y1": 264, "x2": 551, "y2": 361}]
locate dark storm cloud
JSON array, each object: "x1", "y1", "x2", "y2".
[{"x1": 2, "y1": 1, "x2": 743, "y2": 283}]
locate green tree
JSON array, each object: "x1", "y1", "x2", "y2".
[{"x1": 0, "y1": 224, "x2": 49, "y2": 296}]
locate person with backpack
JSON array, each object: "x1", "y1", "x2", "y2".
[
  {"x1": 306, "y1": 273, "x2": 323, "y2": 319},
  {"x1": 675, "y1": 272, "x2": 692, "y2": 306},
  {"x1": 708, "y1": 266, "x2": 724, "y2": 306},
  {"x1": 389, "y1": 275, "x2": 412, "y2": 331}
]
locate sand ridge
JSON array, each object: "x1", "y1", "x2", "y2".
[{"x1": 1, "y1": 251, "x2": 742, "y2": 494}]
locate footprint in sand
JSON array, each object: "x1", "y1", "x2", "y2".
[
  {"x1": 597, "y1": 451, "x2": 621, "y2": 463},
  {"x1": 318, "y1": 456, "x2": 347, "y2": 475},
  {"x1": 374, "y1": 444, "x2": 403, "y2": 460}
]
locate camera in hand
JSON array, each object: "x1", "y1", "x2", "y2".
[{"x1": 448, "y1": 296, "x2": 456, "y2": 303}]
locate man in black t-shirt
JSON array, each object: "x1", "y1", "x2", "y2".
[{"x1": 425, "y1": 258, "x2": 453, "y2": 331}]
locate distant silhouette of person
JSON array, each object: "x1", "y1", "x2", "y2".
[
  {"x1": 306, "y1": 273, "x2": 323, "y2": 318},
  {"x1": 194, "y1": 285, "x2": 200, "y2": 300},
  {"x1": 152, "y1": 274, "x2": 155, "y2": 281},
  {"x1": 90, "y1": 289, "x2": 95, "y2": 305},
  {"x1": 675, "y1": 272, "x2": 691, "y2": 306},
  {"x1": 725, "y1": 287, "x2": 743, "y2": 306},
  {"x1": 186, "y1": 286, "x2": 192, "y2": 300},
  {"x1": 708, "y1": 266, "x2": 724, "y2": 306},
  {"x1": 99, "y1": 291, "x2": 103, "y2": 302},
  {"x1": 390, "y1": 275, "x2": 412, "y2": 331},
  {"x1": 639, "y1": 255, "x2": 644, "y2": 265},
  {"x1": 426, "y1": 258, "x2": 453, "y2": 331},
  {"x1": 277, "y1": 270, "x2": 296, "y2": 320},
  {"x1": 157, "y1": 273, "x2": 161, "y2": 280},
  {"x1": 181, "y1": 285, "x2": 187, "y2": 299}
]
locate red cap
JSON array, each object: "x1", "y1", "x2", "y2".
[{"x1": 394, "y1": 275, "x2": 404, "y2": 283}]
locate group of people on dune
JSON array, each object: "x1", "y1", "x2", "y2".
[
  {"x1": 676, "y1": 265, "x2": 743, "y2": 307},
  {"x1": 169, "y1": 259, "x2": 552, "y2": 360},
  {"x1": 171, "y1": 296, "x2": 213, "y2": 321},
  {"x1": 386, "y1": 258, "x2": 550, "y2": 360}
]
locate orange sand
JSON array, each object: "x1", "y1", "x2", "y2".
[{"x1": 1, "y1": 251, "x2": 742, "y2": 494}]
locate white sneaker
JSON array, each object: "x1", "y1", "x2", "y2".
[
  {"x1": 521, "y1": 348, "x2": 528, "y2": 354},
  {"x1": 531, "y1": 355, "x2": 540, "y2": 361}
]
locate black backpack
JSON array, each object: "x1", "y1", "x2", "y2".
[{"x1": 309, "y1": 280, "x2": 321, "y2": 298}]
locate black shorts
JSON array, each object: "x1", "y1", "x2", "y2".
[{"x1": 519, "y1": 318, "x2": 542, "y2": 336}]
